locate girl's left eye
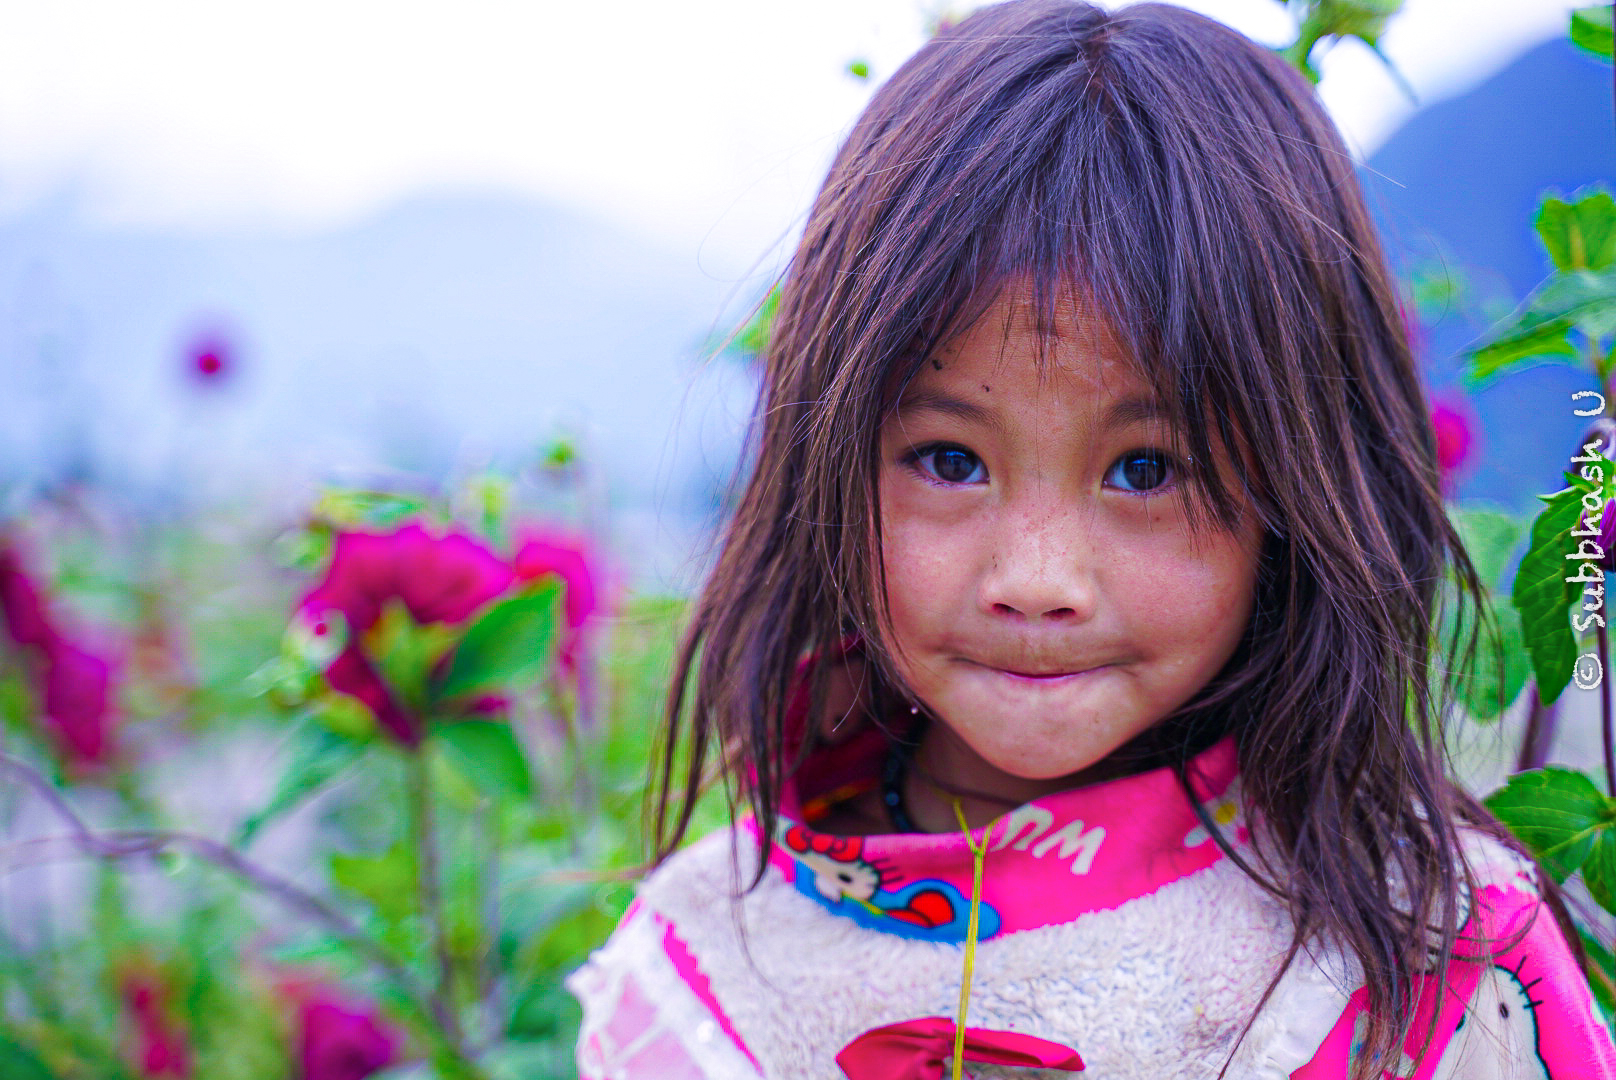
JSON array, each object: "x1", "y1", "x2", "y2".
[
  {"x1": 912, "y1": 445, "x2": 988, "y2": 485},
  {"x1": 1106, "y1": 451, "x2": 1175, "y2": 493}
]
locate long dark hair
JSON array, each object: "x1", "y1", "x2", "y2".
[{"x1": 650, "y1": 3, "x2": 1532, "y2": 1075}]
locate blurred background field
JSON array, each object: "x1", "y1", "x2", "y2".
[{"x1": 0, "y1": 1, "x2": 1612, "y2": 1078}]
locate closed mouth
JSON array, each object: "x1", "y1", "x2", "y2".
[{"x1": 965, "y1": 658, "x2": 1113, "y2": 681}]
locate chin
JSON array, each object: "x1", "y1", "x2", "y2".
[{"x1": 972, "y1": 738, "x2": 1114, "y2": 784}]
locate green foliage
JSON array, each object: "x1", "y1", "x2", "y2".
[
  {"x1": 0, "y1": 469, "x2": 699, "y2": 1078},
  {"x1": 435, "y1": 721, "x2": 534, "y2": 801},
  {"x1": 1538, "y1": 189, "x2": 1616, "y2": 273},
  {"x1": 1469, "y1": 187, "x2": 1616, "y2": 384},
  {"x1": 1487, "y1": 767, "x2": 1616, "y2": 883},
  {"x1": 330, "y1": 841, "x2": 421, "y2": 929},
  {"x1": 1509, "y1": 471, "x2": 1606, "y2": 704},
  {"x1": 237, "y1": 714, "x2": 369, "y2": 845},
  {"x1": 434, "y1": 581, "x2": 562, "y2": 703},
  {"x1": 1572, "y1": 4, "x2": 1614, "y2": 60},
  {"x1": 1278, "y1": 0, "x2": 1407, "y2": 84},
  {"x1": 732, "y1": 285, "x2": 781, "y2": 360},
  {"x1": 1442, "y1": 507, "x2": 1529, "y2": 721}
]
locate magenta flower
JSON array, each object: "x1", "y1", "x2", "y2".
[
  {"x1": 289, "y1": 985, "x2": 401, "y2": 1080},
  {"x1": 298, "y1": 522, "x2": 514, "y2": 746},
  {"x1": 1429, "y1": 398, "x2": 1476, "y2": 487},
  {"x1": 512, "y1": 529, "x2": 603, "y2": 673},
  {"x1": 0, "y1": 542, "x2": 118, "y2": 771},
  {"x1": 121, "y1": 972, "x2": 192, "y2": 1079},
  {"x1": 42, "y1": 640, "x2": 116, "y2": 768},
  {"x1": 0, "y1": 546, "x2": 58, "y2": 650},
  {"x1": 186, "y1": 331, "x2": 231, "y2": 383}
]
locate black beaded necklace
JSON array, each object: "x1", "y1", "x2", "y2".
[{"x1": 881, "y1": 708, "x2": 929, "y2": 834}]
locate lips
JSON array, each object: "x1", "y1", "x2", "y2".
[{"x1": 961, "y1": 658, "x2": 1113, "y2": 681}]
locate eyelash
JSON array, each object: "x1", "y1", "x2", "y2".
[{"x1": 902, "y1": 442, "x2": 1179, "y2": 493}]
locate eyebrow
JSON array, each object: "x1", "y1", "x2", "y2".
[
  {"x1": 894, "y1": 388, "x2": 1003, "y2": 432},
  {"x1": 1104, "y1": 396, "x2": 1169, "y2": 430},
  {"x1": 895, "y1": 388, "x2": 1169, "y2": 432}
]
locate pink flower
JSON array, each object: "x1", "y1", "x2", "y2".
[
  {"x1": 298, "y1": 522, "x2": 514, "y2": 746},
  {"x1": 281, "y1": 982, "x2": 401, "y2": 1080},
  {"x1": 511, "y1": 529, "x2": 602, "y2": 673},
  {"x1": 187, "y1": 331, "x2": 231, "y2": 383},
  {"x1": 1429, "y1": 398, "x2": 1476, "y2": 487},
  {"x1": 0, "y1": 546, "x2": 58, "y2": 650},
  {"x1": 121, "y1": 972, "x2": 192, "y2": 1079},
  {"x1": 0, "y1": 542, "x2": 118, "y2": 771},
  {"x1": 42, "y1": 640, "x2": 116, "y2": 769}
]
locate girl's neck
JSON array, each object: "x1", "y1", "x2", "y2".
[{"x1": 898, "y1": 713, "x2": 1208, "y2": 834}]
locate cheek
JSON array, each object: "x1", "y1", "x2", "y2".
[
  {"x1": 878, "y1": 485, "x2": 978, "y2": 645},
  {"x1": 1107, "y1": 518, "x2": 1259, "y2": 657}
]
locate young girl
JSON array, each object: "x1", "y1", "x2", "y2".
[{"x1": 568, "y1": 3, "x2": 1616, "y2": 1077}]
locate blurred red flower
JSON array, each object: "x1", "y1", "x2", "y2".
[
  {"x1": 0, "y1": 542, "x2": 118, "y2": 771},
  {"x1": 187, "y1": 331, "x2": 231, "y2": 383},
  {"x1": 512, "y1": 529, "x2": 603, "y2": 674},
  {"x1": 298, "y1": 522, "x2": 514, "y2": 746},
  {"x1": 121, "y1": 972, "x2": 192, "y2": 1079},
  {"x1": 280, "y1": 981, "x2": 401, "y2": 1080},
  {"x1": 0, "y1": 546, "x2": 57, "y2": 650},
  {"x1": 1429, "y1": 398, "x2": 1476, "y2": 488},
  {"x1": 42, "y1": 640, "x2": 116, "y2": 767}
]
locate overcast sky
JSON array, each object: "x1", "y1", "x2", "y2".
[{"x1": 0, "y1": 0, "x2": 1582, "y2": 278}]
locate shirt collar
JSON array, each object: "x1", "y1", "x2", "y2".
[{"x1": 743, "y1": 726, "x2": 1245, "y2": 942}]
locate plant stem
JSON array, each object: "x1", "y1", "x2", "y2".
[
  {"x1": 1601, "y1": 619, "x2": 1615, "y2": 796},
  {"x1": 0, "y1": 753, "x2": 461, "y2": 1046},
  {"x1": 406, "y1": 748, "x2": 462, "y2": 1048},
  {"x1": 0, "y1": 750, "x2": 446, "y2": 1021},
  {"x1": 1517, "y1": 684, "x2": 1560, "y2": 771},
  {"x1": 478, "y1": 797, "x2": 504, "y2": 1049}
]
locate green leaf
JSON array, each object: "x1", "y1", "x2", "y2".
[
  {"x1": 1573, "y1": 4, "x2": 1615, "y2": 60},
  {"x1": 1468, "y1": 268, "x2": 1616, "y2": 384},
  {"x1": 330, "y1": 842, "x2": 418, "y2": 927},
  {"x1": 0, "y1": 1036, "x2": 59, "y2": 1080},
  {"x1": 1452, "y1": 599, "x2": 1528, "y2": 721},
  {"x1": 1578, "y1": 925, "x2": 1616, "y2": 1021},
  {"x1": 1467, "y1": 321, "x2": 1580, "y2": 384},
  {"x1": 433, "y1": 720, "x2": 533, "y2": 800},
  {"x1": 237, "y1": 717, "x2": 367, "y2": 845},
  {"x1": 1452, "y1": 505, "x2": 1524, "y2": 590},
  {"x1": 1587, "y1": 826, "x2": 1616, "y2": 913},
  {"x1": 1486, "y1": 767, "x2": 1613, "y2": 881},
  {"x1": 434, "y1": 581, "x2": 562, "y2": 702},
  {"x1": 733, "y1": 285, "x2": 781, "y2": 359},
  {"x1": 1511, "y1": 484, "x2": 1595, "y2": 702},
  {"x1": 1537, "y1": 188, "x2": 1616, "y2": 272}
]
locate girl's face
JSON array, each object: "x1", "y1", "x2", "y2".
[{"x1": 876, "y1": 291, "x2": 1264, "y2": 805}]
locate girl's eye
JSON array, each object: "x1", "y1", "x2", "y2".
[
  {"x1": 1107, "y1": 451, "x2": 1174, "y2": 493},
  {"x1": 913, "y1": 445, "x2": 987, "y2": 485}
]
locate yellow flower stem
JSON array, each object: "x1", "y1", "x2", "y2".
[{"x1": 951, "y1": 798, "x2": 993, "y2": 1080}]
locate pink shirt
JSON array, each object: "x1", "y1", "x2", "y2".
[{"x1": 569, "y1": 728, "x2": 1615, "y2": 1078}]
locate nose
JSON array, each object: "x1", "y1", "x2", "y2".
[{"x1": 978, "y1": 507, "x2": 1099, "y2": 623}]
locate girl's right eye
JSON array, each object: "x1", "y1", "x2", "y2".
[{"x1": 910, "y1": 444, "x2": 988, "y2": 485}]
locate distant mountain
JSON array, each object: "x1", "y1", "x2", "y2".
[
  {"x1": 1363, "y1": 36, "x2": 1616, "y2": 510},
  {"x1": 0, "y1": 192, "x2": 760, "y2": 584}
]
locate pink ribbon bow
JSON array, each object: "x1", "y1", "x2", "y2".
[{"x1": 836, "y1": 1017, "x2": 1085, "y2": 1079}]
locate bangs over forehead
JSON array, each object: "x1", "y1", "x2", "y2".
[{"x1": 780, "y1": 0, "x2": 1408, "y2": 537}]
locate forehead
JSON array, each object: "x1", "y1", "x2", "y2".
[{"x1": 907, "y1": 288, "x2": 1153, "y2": 404}]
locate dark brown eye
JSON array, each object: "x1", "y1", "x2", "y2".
[
  {"x1": 1108, "y1": 452, "x2": 1172, "y2": 492},
  {"x1": 918, "y1": 446, "x2": 986, "y2": 484}
]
